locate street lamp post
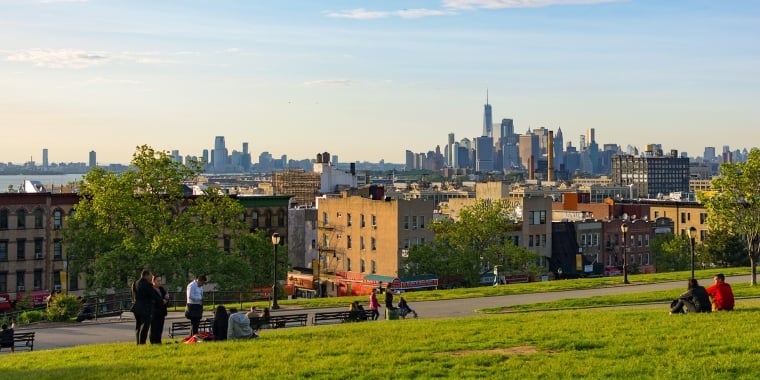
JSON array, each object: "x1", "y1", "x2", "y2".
[
  {"x1": 688, "y1": 227, "x2": 697, "y2": 280},
  {"x1": 621, "y1": 223, "x2": 630, "y2": 284},
  {"x1": 271, "y1": 232, "x2": 281, "y2": 310}
]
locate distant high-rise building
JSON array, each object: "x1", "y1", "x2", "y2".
[
  {"x1": 587, "y1": 128, "x2": 596, "y2": 145},
  {"x1": 611, "y1": 151, "x2": 690, "y2": 198},
  {"x1": 519, "y1": 133, "x2": 539, "y2": 171},
  {"x1": 213, "y1": 136, "x2": 228, "y2": 173},
  {"x1": 447, "y1": 133, "x2": 456, "y2": 168},
  {"x1": 475, "y1": 136, "x2": 494, "y2": 173},
  {"x1": 171, "y1": 150, "x2": 182, "y2": 164},
  {"x1": 42, "y1": 148, "x2": 48, "y2": 171},
  {"x1": 483, "y1": 92, "x2": 492, "y2": 138},
  {"x1": 703, "y1": 147, "x2": 716, "y2": 161},
  {"x1": 89, "y1": 151, "x2": 97, "y2": 167},
  {"x1": 202, "y1": 149, "x2": 209, "y2": 165},
  {"x1": 553, "y1": 127, "x2": 564, "y2": 173},
  {"x1": 241, "y1": 142, "x2": 251, "y2": 171}
]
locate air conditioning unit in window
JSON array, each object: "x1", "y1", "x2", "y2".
[
  {"x1": 401, "y1": 249, "x2": 409, "y2": 258},
  {"x1": 17, "y1": 286, "x2": 25, "y2": 292},
  {"x1": 35, "y1": 253, "x2": 43, "y2": 260},
  {"x1": 54, "y1": 285, "x2": 61, "y2": 292}
]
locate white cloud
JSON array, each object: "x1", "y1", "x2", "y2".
[
  {"x1": 442, "y1": 0, "x2": 622, "y2": 10},
  {"x1": 7, "y1": 49, "x2": 108, "y2": 69},
  {"x1": 325, "y1": 8, "x2": 455, "y2": 20},
  {"x1": 303, "y1": 79, "x2": 354, "y2": 87},
  {"x1": 85, "y1": 77, "x2": 142, "y2": 85}
]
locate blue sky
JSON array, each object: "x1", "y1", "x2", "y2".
[{"x1": 1, "y1": 0, "x2": 758, "y2": 165}]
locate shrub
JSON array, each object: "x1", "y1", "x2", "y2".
[
  {"x1": 17, "y1": 310, "x2": 45, "y2": 324},
  {"x1": 46, "y1": 294, "x2": 82, "y2": 322},
  {"x1": 14, "y1": 294, "x2": 34, "y2": 311}
]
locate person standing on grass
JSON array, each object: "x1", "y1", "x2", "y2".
[
  {"x1": 706, "y1": 273, "x2": 735, "y2": 311},
  {"x1": 132, "y1": 269, "x2": 160, "y2": 345},
  {"x1": 149, "y1": 275, "x2": 170, "y2": 344},
  {"x1": 369, "y1": 290, "x2": 380, "y2": 320},
  {"x1": 185, "y1": 275, "x2": 208, "y2": 336},
  {"x1": 670, "y1": 278, "x2": 711, "y2": 314}
]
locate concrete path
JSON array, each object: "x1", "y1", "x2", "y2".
[{"x1": 17, "y1": 274, "x2": 752, "y2": 352}]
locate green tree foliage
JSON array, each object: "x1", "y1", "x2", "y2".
[
  {"x1": 651, "y1": 233, "x2": 691, "y2": 272},
  {"x1": 402, "y1": 199, "x2": 539, "y2": 286},
  {"x1": 698, "y1": 148, "x2": 760, "y2": 285},
  {"x1": 46, "y1": 294, "x2": 82, "y2": 322},
  {"x1": 701, "y1": 226, "x2": 748, "y2": 268},
  {"x1": 64, "y1": 145, "x2": 257, "y2": 291}
]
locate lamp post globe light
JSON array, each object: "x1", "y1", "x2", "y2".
[
  {"x1": 271, "y1": 232, "x2": 281, "y2": 310},
  {"x1": 621, "y1": 223, "x2": 630, "y2": 284},
  {"x1": 689, "y1": 227, "x2": 697, "y2": 280}
]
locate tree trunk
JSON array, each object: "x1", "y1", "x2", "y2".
[{"x1": 752, "y1": 255, "x2": 758, "y2": 286}]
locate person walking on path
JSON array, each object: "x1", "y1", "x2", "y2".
[
  {"x1": 131, "y1": 269, "x2": 161, "y2": 345},
  {"x1": 185, "y1": 275, "x2": 207, "y2": 336},
  {"x1": 384, "y1": 284, "x2": 394, "y2": 310},
  {"x1": 149, "y1": 275, "x2": 170, "y2": 344},
  {"x1": 706, "y1": 273, "x2": 734, "y2": 311},
  {"x1": 369, "y1": 290, "x2": 380, "y2": 320}
]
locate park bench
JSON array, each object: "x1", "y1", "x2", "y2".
[
  {"x1": 12, "y1": 331, "x2": 35, "y2": 352},
  {"x1": 169, "y1": 319, "x2": 213, "y2": 338},
  {"x1": 313, "y1": 309, "x2": 374, "y2": 325},
  {"x1": 264, "y1": 313, "x2": 308, "y2": 329}
]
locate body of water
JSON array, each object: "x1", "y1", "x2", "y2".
[{"x1": 0, "y1": 174, "x2": 84, "y2": 193}]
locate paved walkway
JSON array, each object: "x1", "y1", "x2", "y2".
[{"x1": 16, "y1": 275, "x2": 752, "y2": 351}]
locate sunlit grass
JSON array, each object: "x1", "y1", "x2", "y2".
[{"x1": 5, "y1": 300, "x2": 760, "y2": 379}]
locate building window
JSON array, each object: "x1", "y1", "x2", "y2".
[
  {"x1": 265, "y1": 211, "x2": 272, "y2": 227},
  {"x1": 420, "y1": 216, "x2": 425, "y2": 229},
  {"x1": 541, "y1": 234, "x2": 547, "y2": 247},
  {"x1": 70, "y1": 272, "x2": 79, "y2": 291},
  {"x1": 16, "y1": 239, "x2": 25, "y2": 260},
  {"x1": 347, "y1": 235, "x2": 352, "y2": 249},
  {"x1": 0, "y1": 241, "x2": 7, "y2": 261},
  {"x1": 347, "y1": 213, "x2": 352, "y2": 226},
  {"x1": 53, "y1": 271, "x2": 61, "y2": 291},
  {"x1": 322, "y1": 212, "x2": 329, "y2": 226},
  {"x1": 360, "y1": 214, "x2": 366, "y2": 228},
  {"x1": 0, "y1": 209, "x2": 7, "y2": 229},
  {"x1": 34, "y1": 238, "x2": 43, "y2": 259},
  {"x1": 17, "y1": 209, "x2": 26, "y2": 229},
  {"x1": 371, "y1": 260, "x2": 376, "y2": 274},
  {"x1": 360, "y1": 259, "x2": 365, "y2": 273},
  {"x1": 680, "y1": 212, "x2": 686, "y2": 224},
  {"x1": 277, "y1": 210, "x2": 285, "y2": 227},
  {"x1": 403, "y1": 216, "x2": 409, "y2": 230},
  {"x1": 0, "y1": 272, "x2": 6, "y2": 293},
  {"x1": 371, "y1": 237, "x2": 376, "y2": 251},
  {"x1": 700, "y1": 213, "x2": 707, "y2": 224},
  {"x1": 529, "y1": 210, "x2": 546, "y2": 225},
  {"x1": 311, "y1": 240, "x2": 316, "y2": 250},
  {"x1": 34, "y1": 269, "x2": 43, "y2": 290},
  {"x1": 360, "y1": 236, "x2": 365, "y2": 250},
  {"x1": 654, "y1": 211, "x2": 660, "y2": 219},
  {"x1": 412, "y1": 216, "x2": 418, "y2": 229},
  {"x1": 16, "y1": 271, "x2": 25, "y2": 291},
  {"x1": 347, "y1": 258, "x2": 352, "y2": 272},
  {"x1": 34, "y1": 209, "x2": 44, "y2": 229},
  {"x1": 371, "y1": 214, "x2": 377, "y2": 227},
  {"x1": 53, "y1": 209, "x2": 63, "y2": 230},
  {"x1": 54, "y1": 240, "x2": 63, "y2": 260},
  {"x1": 251, "y1": 211, "x2": 259, "y2": 228},
  {"x1": 223, "y1": 235, "x2": 231, "y2": 253},
  {"x1": 403, "y1": 239, "x2": 409, "y2": 249},
  {"x1": 529, "y1": 235, "x2": 534, "y2": 247}
]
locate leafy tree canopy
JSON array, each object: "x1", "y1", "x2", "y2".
[{"x1": 64, "y1": 145, "x2": 273, "y2": 292}]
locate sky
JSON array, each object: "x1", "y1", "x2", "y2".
[{"x1": 1, "y1": 0, "x2": 758, "y2": 165}]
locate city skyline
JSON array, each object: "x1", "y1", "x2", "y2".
[{"x1": 2, "y1": 1, "x2": 758, "y2": 164}]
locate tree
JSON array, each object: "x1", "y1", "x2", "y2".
[
  {"x1": 402, "y1": 199, "x2": 538, "y2": 286},
  {"x1": 64, "y1": 145, "x2": 255, "y2": 291},
  {"x1": 651, "y1": 233, "x2": 690, "y2": 272},
  {"x1": 701, "y1": 226, "x2": 748, "y2": 268},
  {"x1": 698, "y1": 148, "x2": 760, "y2": 286}
]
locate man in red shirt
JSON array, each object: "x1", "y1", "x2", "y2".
[{"x1": 706, "y1": 273, "x2": 734, "y2": 311}]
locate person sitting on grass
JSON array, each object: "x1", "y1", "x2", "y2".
[
  {"x1": 227, "y1": 308, "x2": 257, "y2": 339},
  {"x1": 670, "y1": 278, "x2": 711, "y2": 314},
  {"x1": 706, "y1": 273, "x2": 735, "y2": 311}
]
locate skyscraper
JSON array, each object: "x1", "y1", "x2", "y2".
[
  {"x1": 42, "y1": 148, "x2": 48, "y2": 171},
  {"x1": 213, "y1": 136, "x2": 228, "y2": 173},
  {"x1": 482, "y1": 91, "x2": 492, "y2": 138},
  {"x1": 89, "y1": 151, "x2": 97, "y2": 167}
]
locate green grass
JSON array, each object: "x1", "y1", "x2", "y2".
[
  {"x1": 482, "y1": 280, "x2": 760, "y2": 312},
  {"x1": 5, "y1": 301, "x2": 760, "y2": 379},
  {"x1": 230, "y1": 267, "x2": 751, "y2": 311}
]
